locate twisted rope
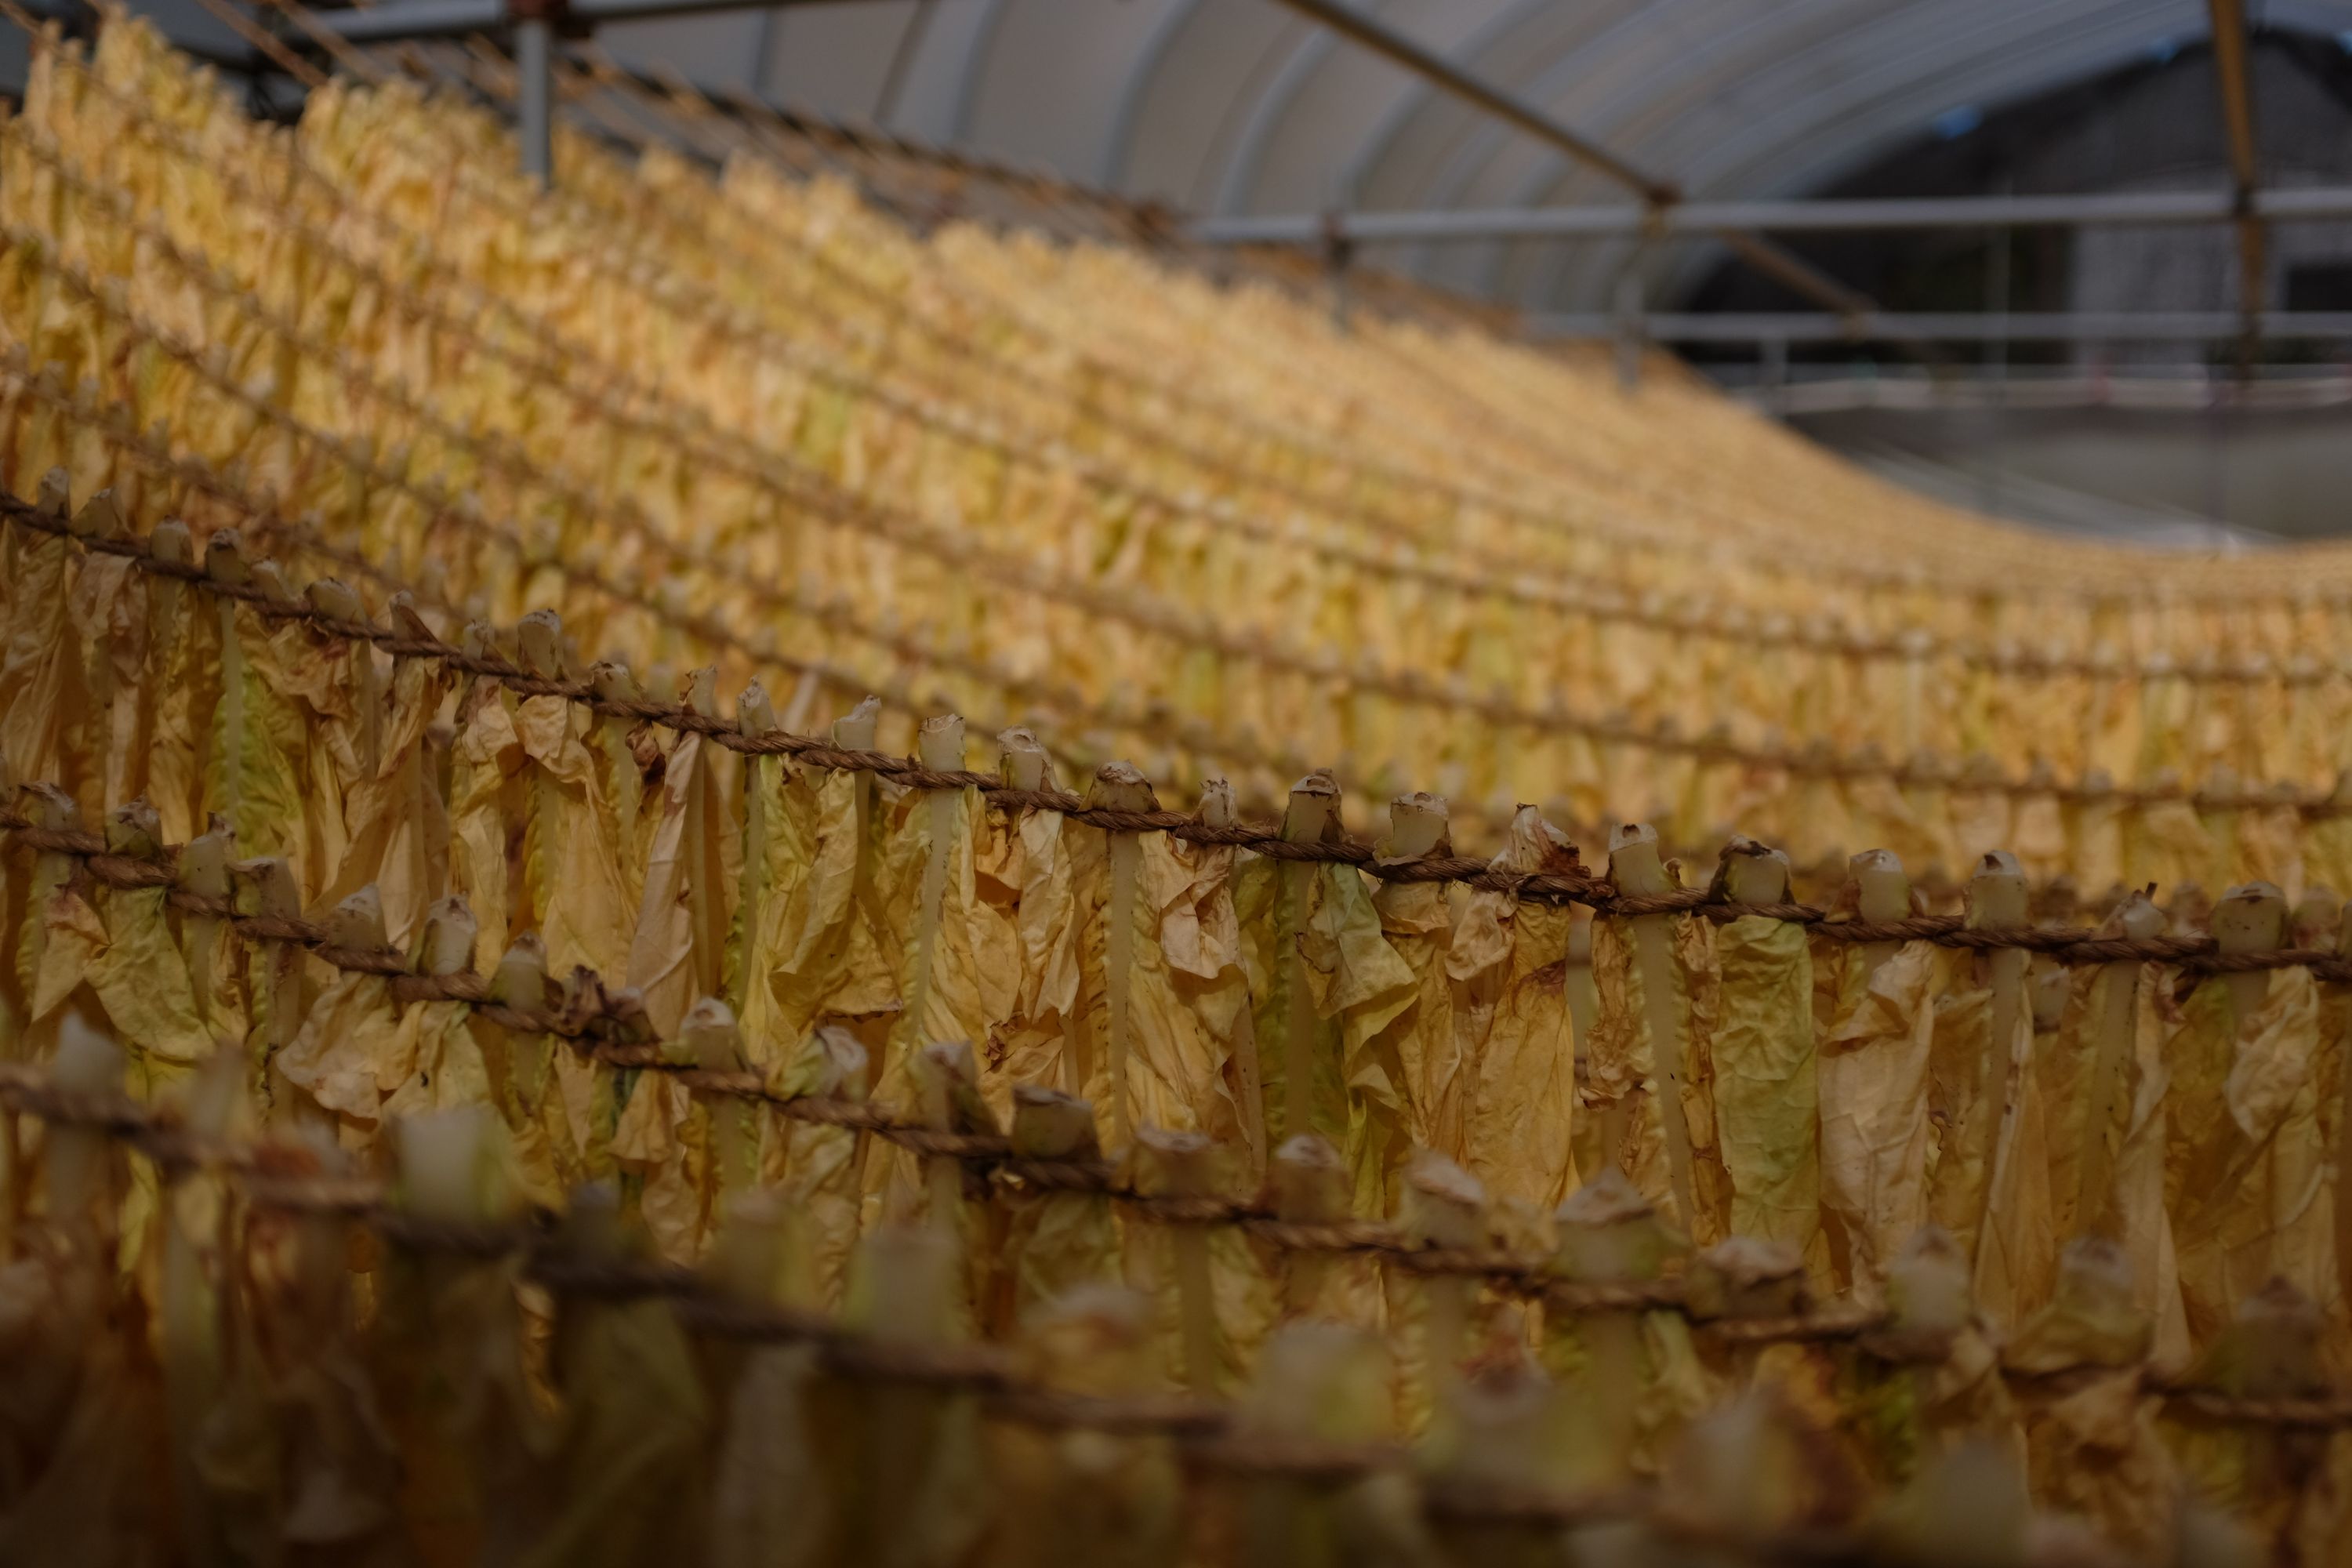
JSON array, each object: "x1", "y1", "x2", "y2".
[{"x1": 0, "y1": 70, "x2": 2332, "y2": 728}]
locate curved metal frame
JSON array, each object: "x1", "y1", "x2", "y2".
[
  {"x1": 1192, "y1": 0, "x2": 2351, "y2": 313},
  {"x1": 1513, "y1": 0, "x2": 2222, "y2": 310},
  {"x1": 1213, "y1": 8, "x2": 1342, "y2": 212},
  {"x1": 310, "y1": 0, "x2": 2352, "y2": 318},
  {"x1": 1443, "y1": 0, "x2": 1882, "y2": 291},
  {"x1": 1486, "y1": 0, "x2": 2126, "y2": 299},
  {"x1": 1099, "y1": 0, "x2": 1205, "y2": 187},
  {"x1": 946, "y1": 0, "x2": 1007, "y2": 142},
  {"x1": 1623, "y1": 0, "x2": 2222, "y2": 307},
  {"x1": 1334, "y1": 0, "x2": 1622, "y2": 209}
]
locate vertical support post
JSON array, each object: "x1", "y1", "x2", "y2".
[
  {"x1": 1613, "y1": 259, "x2": 1644, "y2": 390},
  {"x1": 1759, "y1": 334, "x2": 1788, "y2": 416},
  {"x1": 1320, "y1": 209, "x2": 1354, "y2": 335},
  {"x1": 2206, "y1": 0, "x2": 2266, "y2": 376},
  {"x1": 514, "y1": 2, "x2": 556, "y2": 187},
  {"x1": 1980, "y1": 191, "x2": 2011, "y2": 516}
]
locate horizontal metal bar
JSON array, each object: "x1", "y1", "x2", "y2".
[
  {"x1": 1196, "y1": 187, "x2": 2352, "y2": 245},
  {"x1": 1267, "y1": 0, "x2": 1674, "y2": 205},
  {"x1": 315, "y1": 0, "x2": 875, "y2": 45},
  {"x1": 1261, "y1": 0, "x2": 1900, "y2": 339},
  {"x1": 309, "y1": 0, "x2": 500, "y2": 42},
  {"x1": 1729, "y1": 370, "x2": 2352, "y2": 417},
  {"x1": 1528, "y1": 311, "x2": 2352, "y2": 343}
]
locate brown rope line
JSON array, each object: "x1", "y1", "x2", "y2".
[
  {"x1": 1420, "y1": 1479, "x2": 1650, "y2": 1528},
  {"x1": 0, "y1": 206, "x2": 1126, "y2": 741},
  {"x1": 408, "y1": 38, "x2": 1740, "y2": 597},
  {"x1": 0, "y1": 1066, "x2": 370, "y2": 1193},
  {"x1": 187, "y1": 0, "x2": 327, "y2": 88},
  {"x1": 12, "y1": 1064, "x2": 2352, "y2": 1441},
  {"x1": 310, "y1": 943, "x2": 408, "y2": 978},
  {"x1": 2154, "y1": 1387, "x2": 2352, "y2": 1428},
  {"x1": 67, "y1": 395, "x2": 2176, "y2": 885},
  {"x1": 1179, "y1": 1434, "x2": 1413, "y2": 1481},
  {"x1": 11, "y1": 822, "x2": 111, "y2": 857},
  {"x1": 1607, "y1": 887, "x2": 1719, "y2": 916},
  {"x1": 0, "y1": 1073, "x2": 163, "y2": 1140},
  {"x1": 523, "y1": 1248, "x2": 1009, "y2": 1388},
  {"x1": 822, "y1": 1338, "x2": 1017, "y2": 1392},
  {"x1": 387, "y1": 970, "x2": 492, "y2": 1007},
  {"x1": 996, "y1": 1157, "x2": 1121, "y2": 1192},
  {"x1": 240, "y1": 1174, "x2": 390, "y2": 1215},
  {"x1": 36, "y1": 13, "x2": 2352, "y2": 627},
  {"x1": 9, "y1": 371, "x2": 2333, "y2": 822},
  {"x1": 3, "y1": 205, "x2": 2338, "y2": 815},
  {"x1": 1237, "y1": 1216, "x2": 1410, "y2": 1254},
  {"x1": 524, "y1": 1250, "x2": 712, "y2": 1303},
  {"x1": 1118, "y1": 1193, "x2": 1253, "y2": 1226},
  {"x1": 1697, "y1": 1305, "x2": 1886, "y2": 1345},
  {"x1": 5, "y1": 96, "x2": 2328, "y2": 702},
  {"x1": 1541, "y1": 1278, "x2": 1692, "y2": 1313},
  {"x1": 0, "y1": 1047, "x2": 2215, "y2": 1359},
  {"x1": 870, "y1": 1127, "x2": 1014, "y2": 1160},
  {"x1": 980, "y1": 1388, "x2": 1230, "y2": 1436},
  {"x1": 766, "y1": 1095, "x2": 895, "y2": 1131},
  {"x1": 85, "y1": 851, "x2": 180, "y2": 890},
  {"x1": 0, "y1": 357, "x2": 1121, "y2": 776},
  {"x1": 372, "y1": 1209, "x2": 539, "y2": 1258},
  {"x1": 2182, "y1": 946, "x2": 2348, "y2": 976},
  {"x1": 455, "y1": 26, "x2": 2346, "y2": 615},
  {"x1": 0, "y1": 497, "x2": 1590, "y2": 889},
  {"x1": 1698, "y1": 899, "x2": 1820, "y2": 923},
  {"x1": 5, "y1": 767, "x2": 2348, "y2": 999},
  {"x1": 8, "y1": 106, "x2": 1664, "y2": 676},
  {"x1": 1382, "y1": 1246, "x2": 1550, "y2": 1284},
  {"x1": 258, "y1": 0, "x2": 394, "y2": 83}
]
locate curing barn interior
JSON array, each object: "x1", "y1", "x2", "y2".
[{"x1": 1, "y1": 2, "x2": 2350, "y2": 1564}]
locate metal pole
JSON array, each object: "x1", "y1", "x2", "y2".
[
  {"x1": 1266, "y1": 0, "x2": 1668, "y2": 202},
  {"x1": 1191, "y1": 186, "x2": 2352, "y2": 245},
  {"x1": 1522, "y1": 310, "x2": 2352, "y2": 343},
  {"x1": 2206, "y1": 0, "x2": 2266, "y2": 368},
  {"x1": 1613, "y1": 254, "x2": 1646, "y2": 390},
  {"x1": 1261, "y1": 0, "x2": 1901, "y2": 339},
  {"x1": 1322, "y1": 209, "x2": 1354, "y2": 335},
  {"x1": 1760, "y1": 336, "x2": 1788, "y2": 417},
  {"x1": 1982, "y1": 187, "x2": 2011, "y2": 517},
  {"x1": 515, "y1": 10, "x2": 553, "y2": 187},
  {"x1": 313, "y1": 0, "x2": 898, "y2": 44}
]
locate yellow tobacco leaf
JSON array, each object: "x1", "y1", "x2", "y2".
[
  {"x1": 1584, "y1": 906, "x2": 1726, "y2": 1241},
  {"x1": 273, "y1": 895, "x2": 405, "y2": 1148},
  {"x1": 1235, "y1": 800, "x2": 1417, "y2": 1213},
  {"x1": 319, "y1": 636, "x2": 454, "y2": 952},
  {"x1": 28, "y1": 884, "x2": 104, "y2": 1027},
  {"x1": 1447, "y1": 806, "x2": 1580, "y2": 1211},
  {"x1": 521, "y1": 1243, "x2": 709, "y2": 1568},
  {"x1": 204, "y1": 592, "x2": 310, "y2": 887},
  {"x1": 725, "y1": 704, "x2": 818, "y2": 1076},
  {"x1": 1072, "y1": 822, "x2": 1248, "y2": 1147},
  {"x1": 623, "y1": 676, "x2": 731, "y2": 1041},
  {"x1": 514, "y1": 692, "x2": 634, "y2": 983},
  {"x1": 0, "y1": 524, "x2": 87, "y2": 797},
  {"x1": 758, "y1": 1025, "x2": 869, "y2": 1311},
  {"x1": 2165, "y1": 961, "x2": 2329, "y2": 1345},
  {"x1": 1817, "y1": 935, "x2": 1939, "y2": 1301},
  {"x1": 82, "y1": 880, "x2": 207, "y2": 1082},
  {"x1": 445, "y1": 680, "x2": 525, "y2": 976},
  {"x1": 1365, "y1": 796, "x2": 1457, "y2": 1185},
  {"x1": 979, "y1": 789, "x2": 1083, "y2": 1120},
  {"x1": 1711, "y1": 909, "x2": 1820, "y2": 1265}
]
